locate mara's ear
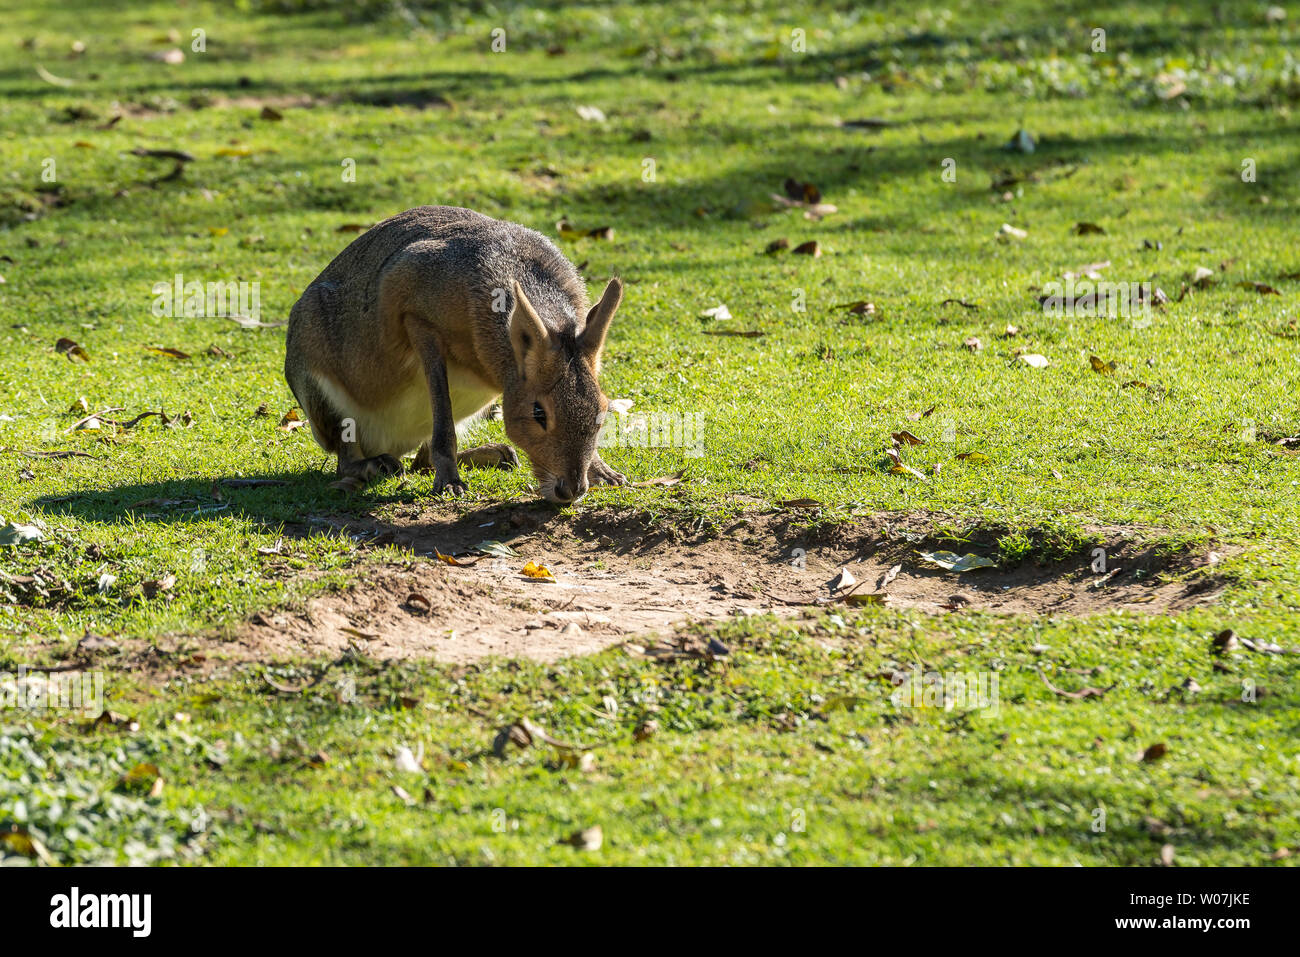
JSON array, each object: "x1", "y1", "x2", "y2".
[
  {"x1": 579, "y1": 277, "x2": 623, "y2": 361},
  {"x1": 509, "y1": 281, "x2": 549, "y2": 380}
]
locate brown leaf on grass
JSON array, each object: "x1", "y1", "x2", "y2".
[
  {"x1": 278, "y1": 408, "x2": 306, "y2": 432},
  {"x1": 891, "y1": 430, "x2": 925, "y2": 446},
  {"x1": 764, "y1": 237, "x2": 790, "y2": 254},
  {"x1": 941, "y1": 298, "x2": 979, "y2": 310},
  {"x1": 1090, "y1": 355, "x2": 1118, "y2": 374},
  {"x1": 561, "y1": 825, "x2": 603, "y2": 851},
  {"x1": 1141, "y1": 742, "x2": 1168, "y2": 762},
  {"x1": 55, "y1": 337, "x2": 90, "y2": 361},
  {"x1": 837, "y1": 300, "x2": 876, "y2": 316},
  {"x1": 963, "y1": 336, "x2": 982, "y2": 352},
  {"x1": 259, "y1": 105, "x2": 283, "y2": 121},
  {"x1": 792, "y1": 240, "x2": 821, "y2": 257},
  {"x1": 141, "y1": 574, "x2": 176, "y2": 598},
  {"x1": 783, "y1": 178, "x2": 822, "y2": 204},
  {"x1": 1038, "y1": 667, "x2": 1116, "y2": 700},
  {"x1": 955, "y1": 451, "x2": 990, "y2": 463},
  {"x1": 19, "y1": 448, "x2": 97, "y2": 460},
  {"x1": 631, "y1": 469, "x2": 686, "y2": 488},
  {"x1": 556, "y1": 219, "x2": 613, "y2": 241},
  {"x1": 907, "y1": 405, "x2": 936, "y2": 421},
  {"x1": 0, "y1": 827, "x2": 57, "y2": 866},
  {"x1": 145, "y1": 346, "x2": 190, "y2": 360},
  {"x1": 1237, "y1": 280, "x2": 1280, "y2": 295},
  {"x1": 779, "y1": 497, "x2": 822, "y2": 508},
  {"x1": 890, "y1": 462, "x2": 928, "y2": 481},
  {"x1": 838, "y1": 117, "x2": 893, "y2": 130},
  {"x1": 701, "y1": 329, "x2": 765, "y2": 338},
  {"x1": 1072, "y1": 221, "x2": 1106, "y2": 235}
]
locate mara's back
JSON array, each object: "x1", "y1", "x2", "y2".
[{"x1": 305, "y1": 205, "x2": 590, "y2": 333}]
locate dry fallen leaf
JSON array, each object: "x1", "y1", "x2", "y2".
[
  {"x1": 521, "y1": 560, "x2": 556, "y2": 582},
  {"x1": 278, "y1": 408, "x2": 306, "y2": 432},
  {"x1": 1141, "y1": 742, "x2": 1168, "y2": 762},
  {"x1": 1089, "y1": 355, "x2": 1118, "y2": 374},
  {"x1": 963, "y1": 336, "x2": 982, "y2": 352},
  {"x1": 1072, "y1": 221, "x2": 1106, "y2": 235},
  {"x1": 56, "y1": 337, "x2": 90, "y2": 362},
  {"x1": 826, "y1": 566, "x2": 857, "y2": 593},
  {"x1": 837, "y1": 300, "x2": 876, "y2": 317},
  {"x1": 630, "y1": 470, "x2": 685, "y2": 488},
  {"x1": 998, "y1": 223, "x2": 1028, "y2": 241},
  {"x1": 145, "y1": 346, "x2": 190, "y2": 360},
  {"x1": 562, "y1": 825, "x2": 603, "y2": 851},
  {"x1": 1237, "y1": 280, "x2": 1280, "y2": 295},
  {"x1": 1018, "y1": 353, "x2": 1050, "y2": 368},
  {"x1": 792, "y1": 240, "x2": 821, "y2": 257}
]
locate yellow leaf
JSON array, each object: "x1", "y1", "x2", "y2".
[{"x1": 521, "y1": 560, "x2": 556, "y2": 581}]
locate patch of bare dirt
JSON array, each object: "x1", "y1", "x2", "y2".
[{"x1": 221, "y1": 508, "x2": 1228, "y2": 665}]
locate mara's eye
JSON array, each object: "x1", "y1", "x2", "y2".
[{"x1": 532, "y1": 402, "x2": 548, "y2": 429}]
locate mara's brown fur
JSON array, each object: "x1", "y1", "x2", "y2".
[{"x1": 285, "y1": 205, "x2": 625, "y2": 502}]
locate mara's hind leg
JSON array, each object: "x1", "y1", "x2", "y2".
[
  {"x1": 291, "y1": 373, "x2": 401, "y2": 483},
  {"x1": 287, "y1": 286, "x2": 401, "y2": 485}
]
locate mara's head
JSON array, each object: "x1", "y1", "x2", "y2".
[{"x1": 502, "y1": 277, "x2": 622, "y2": 504}]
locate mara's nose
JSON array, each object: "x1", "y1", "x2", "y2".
[{"x1": 553, "y1": 477, "x2": 588, "y2": 504}]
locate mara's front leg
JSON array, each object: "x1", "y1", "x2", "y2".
[{"x1": 404, "y1": 318, "x2": 466, "y2": 497}]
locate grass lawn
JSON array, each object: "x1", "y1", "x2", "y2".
[{"x1": 1, "y1": 0, "x2": 1298, "y2": 865}]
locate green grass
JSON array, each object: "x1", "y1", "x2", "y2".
[{"x1": 1, "y1": 0, "x2": 1298, "y2": 865}]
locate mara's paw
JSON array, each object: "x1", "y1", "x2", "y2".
[
  {"x1": 338, "y1": 454, "x2": 403, "y2": 483},
  {"x1": 457, "y1": 443, "x2": 519, "y2": 471},
  {"x1": 588, "y1": 458, "x2": 627, "y2": 487},
  {"x1": 433, "y1": 476, "x2": 468, "y2": 497}
]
